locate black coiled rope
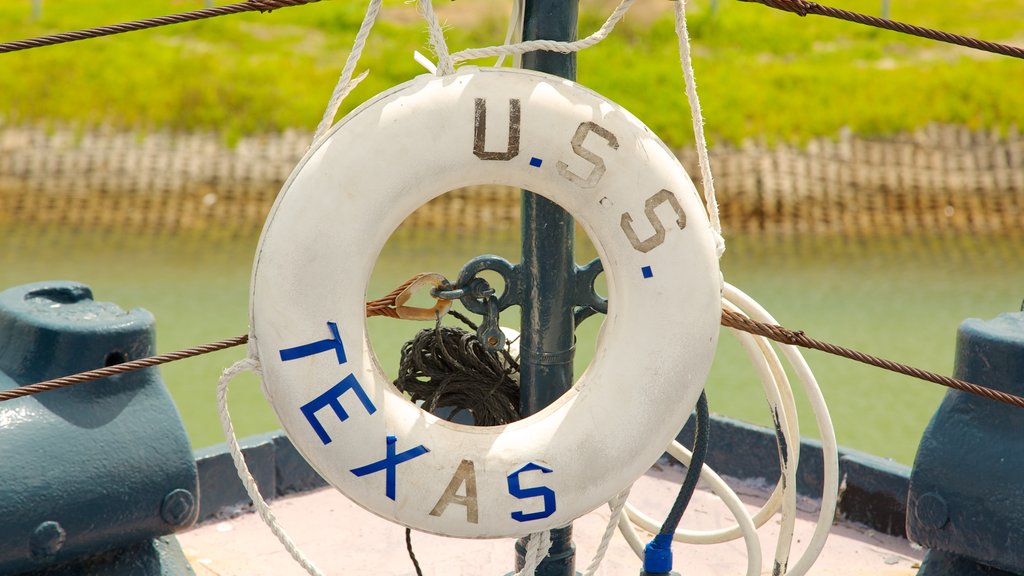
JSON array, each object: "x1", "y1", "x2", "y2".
[
  {"x1": 395, "y1": 316, "x2": 521, "y2": 576},
  {"x1": 393, "y1": 322, "x2": 520, "y2": 427}
]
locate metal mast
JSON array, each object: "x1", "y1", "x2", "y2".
[{"x1": 517, "y1": 1, "x2": 581, "y2": 574}]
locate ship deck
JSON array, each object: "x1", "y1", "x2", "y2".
[{"x1": 179, "y1": 463, "x2": 922, "y2": 575}]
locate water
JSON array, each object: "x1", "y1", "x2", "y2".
[{"x1": 2, "y1": 224, "x2": 1020, "y2": 464}]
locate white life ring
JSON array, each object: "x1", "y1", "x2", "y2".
[{"x1": 250, "y1": 67, "x2": 721, "y2": 539}]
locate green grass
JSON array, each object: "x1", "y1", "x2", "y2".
[{"x1": 1, "y1": 0, "x2": 1022, "y2": 145}]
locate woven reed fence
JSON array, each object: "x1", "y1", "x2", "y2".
[{"x1": 1, "y1": 124, "x2": 1020, "y2": 238}]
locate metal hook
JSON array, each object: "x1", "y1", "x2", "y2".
[{"x1": 477, "y1": 295, "x2": 506, "y2": 352}]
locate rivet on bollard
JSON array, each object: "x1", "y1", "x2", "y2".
[
  {"x1": 915, "y1": 491, "x2": 950, "y2": 530},
  {"x1": 160, "y1": 489, "x2": 196, "y2": 528},
  {"x1": 29, "y1": 521, "x2": 66, "y2": 561}
]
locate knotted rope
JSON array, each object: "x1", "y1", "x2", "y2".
[{"x1": 394, "y1": 323, "x2": 521, "y2": 427}]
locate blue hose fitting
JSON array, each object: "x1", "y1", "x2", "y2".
[{"x1": 642, "y1": 533, "x2": 674, "y2": 575}]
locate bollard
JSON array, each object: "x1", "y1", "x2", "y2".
[
  {"x1": 0, "y1": 281, "x2": 197, "y2": 576},
  {"x1": 907, "y1": 311, "x2": 1024, "y2": 575}
]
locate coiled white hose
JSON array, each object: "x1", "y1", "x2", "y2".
[{"x1": 618, "y1": 283, "x2": 839, "y2": 576}]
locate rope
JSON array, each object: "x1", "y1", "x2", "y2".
[
  {"x1": 739, "y1": 0, "x2": 1024, "y2": 60},
  {"x1": 517, "y1": 531, "x2": 552, "y2": 576},
  {"x1": 405, "y1": 528, "x2": 425, "y2": 576},
  {"x1": 5, "y1": 304, "x2": 1024, "y2": 411},
  {"x1": 494, "y1": 0, "x2": 526, "y2": 68},
  {"x1": 0, "y1": 274, "x2": 440, "y2": 402},
  {"x1": 721, "y1": 308, "x2": 1024, "y2": 410},
  {"x1": 218, "y1": 354, "x2": 326, "y2": 576},
  {"x1": 674, "y1": 0, "x2": 725, "y2": 259},
  {"x1": 393, "y1": 324, "x2": 521, "y2": 427},
  {"x1": 364, "y1": 272, "x2": 436, "y2": 317},
  {"x1": 450, "y1": 0, "x2": 635, "y2": 64},
  {"x1": 0, "y1": 0, "x2": 323, "y2": 55},
  {"x1": 312, "y1": 0, "x2": 382, "y2": 142},
  {"x1": 395, "y1": 315, "x2": 625, "y2": 576},
  {"x1": 418, "y1": 0, "x2": 455, "y2": 76},
  {"x1": 4, "y1": 0, "x2": 1015, "y2": 64},
  {"x1": 0, "y1": 335, "x2": 248, "y2": 402},
  {"x1": 582, "y1": 488, "x2": 632, "y2": 576}
]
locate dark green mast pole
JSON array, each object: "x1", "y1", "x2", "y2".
[{"x1": 517, "y1": 1, "x2": 580, "y2": 575}]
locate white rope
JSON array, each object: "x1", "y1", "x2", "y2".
[
  {"x1": 418, "y1": 0, "x2": 455, "y2": 76},
  {"x1": 666, "y1": 4, "x2": 837, "y2": 573},
  {"x1": 516, "y1": 530, "x2": 553, "y2": 576},
  {"x1": 217, "y1": 353, "x2": 326, "y2": 576},
  {"x1": 312, "y1": 0, "x2": 382, "y2": 142},
  {"x1": 450, "y1": 0, "x2": 635, "y2": 64},
  {"x1": 494, "y1": 0, "x2": 526, "y2": 68},
  {"x1": 220, "y1": 7, "x2": 385, "y2": 576},
  {"x1": 581, "y1": 488, "x2": 632, "y2": 576},
  {"x1": 673, "y1": 0, "x2": 725, "y2": 259}
]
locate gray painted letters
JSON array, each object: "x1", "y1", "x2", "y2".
[
  {"x1": 620, "y1": 189, "x2": 687, "y2": 253},
  {"x1": 429, "y1": 459, "x2": 480, "y2": 524},
  {"x1": 473, "y1": 98, "x2": 521, "y2": 161},
  {"x1": 557, "y1": 122, "x2": 619, "y2": 188}
]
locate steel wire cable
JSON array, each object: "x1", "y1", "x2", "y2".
[
  {"x1": 2, "y1": 0, "x2": 1022, "y2": 62},
  {"x1": 0, "y1": 335, "x2": 249, "y2": 402},
  {"x1": 739, "y1": 0, "x2": 1024, "y2": 60},
  {"x1": 5, "y1": 305, "x2": 1023, "y2": 410},
  {"x1": 0, "y1": 0, "x2": 323, "y2": 54},
  {"x1": 720, "y1": 309, "x2": 1024, "y2": 409}
]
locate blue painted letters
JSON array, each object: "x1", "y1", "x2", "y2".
[
  {"x1": 300, "y1": 373, "x2": 376, "y2": 445},
  {"x1": 507, "y1": 462, "x2": 557, "y2": 522},
  {"x1": 351, "y1": 435, "x2": 430, "y2": 501},
  {"x1": 279, "y1": 321, "x2": 347, "y2": 364}
]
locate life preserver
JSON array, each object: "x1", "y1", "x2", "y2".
[{"x1": 250, "y1": 67, "x2": 721, "y2": 539}]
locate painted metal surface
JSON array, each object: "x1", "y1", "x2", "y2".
[
  {"x1": 518, "y1": 0, "x2": 581, "y2": 573},
  {"x1": 908, "y1": 311, "x2": 1024, "y2": 575},
  {"x1": 0, "y1": 281, "x2": 197, "y2": 575},
  {"x1": 917, "y1": 549, "x2": 1018, "y2": 576}
]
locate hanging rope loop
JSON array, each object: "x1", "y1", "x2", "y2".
[{"x1": 449, "y1": 0, "x2": 635, "y2": 64}]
